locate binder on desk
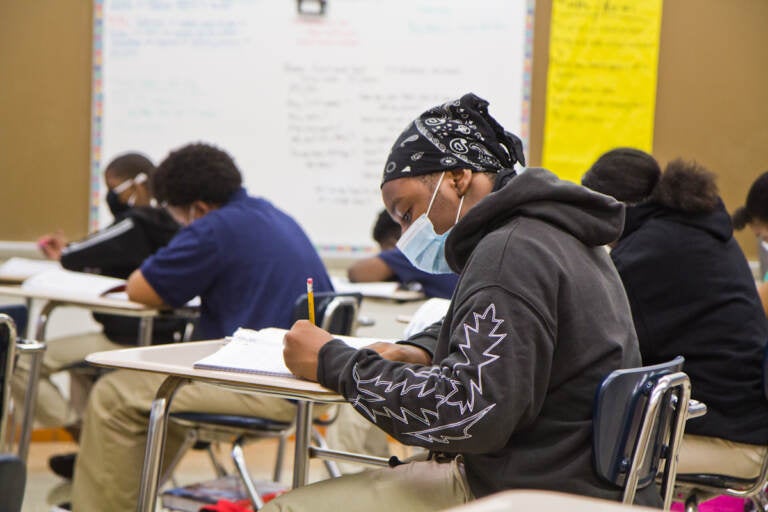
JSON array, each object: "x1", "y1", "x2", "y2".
[{"x1": 193, "y1": 327, "x2": 393, "y2": 378}]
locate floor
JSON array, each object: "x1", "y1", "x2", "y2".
[{"x1": 23, "y1": 436, "x2": 339, "y2": 511}]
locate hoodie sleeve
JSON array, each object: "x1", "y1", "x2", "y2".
[
  {"x1": 317, "y1": 285, "x2": 555, "y2": 453},
  {"x1": 60, "y1": 217, "x2": 150, "y2": 274}
]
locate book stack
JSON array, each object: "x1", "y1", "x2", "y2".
[{"x1": 161, "y1": 475, "x2": 287, "y2": 512}]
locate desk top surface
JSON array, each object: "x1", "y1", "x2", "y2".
[
  {"x1": 86, "y1": 340, "x2": 345, "y2": 402},
  {"x1": 0, "y1": 284, "x2": 171, "y2": 315}
]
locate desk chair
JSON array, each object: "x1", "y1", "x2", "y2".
[
  {"x1": 673, "y1": 411, "x2": 768, "y2": 510},
  {"x1": 163, "y1": 292, "x2": 363, "y2": 508},
  {"x1": 0, "y1": 314, "x2": 17, "y2": 452},
  {"x1": 593, "y1": 356, "x2": 694, "y2": 510},
  {"x1": 0, "y1": 305, "x2": 27, "y2": 338},
  {"x1": 0, "y1": 315, "x2": 26, "y2": 512}
]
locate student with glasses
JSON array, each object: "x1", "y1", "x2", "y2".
[{"x1": 15, "y1": 153, "x2": 184, "y2": 479}]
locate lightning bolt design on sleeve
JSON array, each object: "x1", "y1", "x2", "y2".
[{"x1": 351, "y1": 303, "x2": 507, "y2": 444}]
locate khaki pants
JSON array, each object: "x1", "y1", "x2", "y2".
[
  {"x1": 678, "y1": 434, "x2": 767, "y2": 479},
  {"x1": 323, "y1": 403, "x2": 391, "y2": 474},
  {"x1": 71, "y1": 369, "x2": 313, "y2": 512},
  {"x1": 11, "y1": 331, "x2": 124, "y2": 428},
  {"x1": 262, "y1": 458, "x2": 473, "y2": 512}
]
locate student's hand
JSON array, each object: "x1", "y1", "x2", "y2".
[
  {"x1": 364, "y1": 342, "x2": 432, "y2": 365},
  {"x1": 283, "y1": 320, "x2": 334, "y2": 382},
  {"x1": 37, "y1": 230, "x2": 67, "y2": 260}
]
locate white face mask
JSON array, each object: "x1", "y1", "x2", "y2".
[{"x1": 396, "y1": 172, "x2": 464, "y2": 274}]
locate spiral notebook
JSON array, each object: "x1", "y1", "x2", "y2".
[{"x1": 193, "y1": 327, "x2": 392, "y2": 378}]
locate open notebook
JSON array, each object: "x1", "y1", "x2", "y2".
[
  {"x1": 21, "y1": 268, "x2": 125, "y2": 298},
  {"x1": 194, "y1": 327, "x2": 393, "y2": 378}
]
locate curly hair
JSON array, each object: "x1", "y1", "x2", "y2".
[
  {"x1": 582, "y1": 148, "x2": 661, "y2": 204},
  {"x1": 105, "y1": 152, "x2": 155, "y2": 181},
  {"x1": 652, "y1": 159, "x2": 719, "y2": 213},
  {"x1": 733, "y1": 172, "x2": 768, "y2": 230},
  {"x1": 151, "y1": 143, "x2": 242, "y2": 206}
]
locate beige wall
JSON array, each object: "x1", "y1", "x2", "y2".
[
  {"x1": 530, "y1": 0, "x2": 768, "y2": 258},
  {"x1": 0, "y1": 1, "x2": 92, "y2": 241},
  {"x1": 2, "y1": 1, "x2": 767, "y2": 256}
]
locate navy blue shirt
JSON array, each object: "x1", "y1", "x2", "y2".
[
  {"x1": 378, "y1": 248, "x2": 458, "y2": 299},
  {"x1": 141, "y1": 188, "x2": 333, "y2": 339}
]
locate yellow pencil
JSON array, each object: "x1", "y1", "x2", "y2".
[{"x1": 307, "y1": 277, "x2": 315, "y2": 325}]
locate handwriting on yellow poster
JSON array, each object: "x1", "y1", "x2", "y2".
[{"x1": 542, "y1": 0, "x2": 663, "y2": 182}]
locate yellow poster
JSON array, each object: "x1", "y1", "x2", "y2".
[{"x1": 542, "y1": 0, "x2": 663, "y2": 182}]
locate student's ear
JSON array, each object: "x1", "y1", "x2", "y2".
[
  {"x1": 448, "y1": 169, "x2": 473, "y2": 197},
  {"x1": 191, "y1": 200, "x2": 215, "y2": 217}
]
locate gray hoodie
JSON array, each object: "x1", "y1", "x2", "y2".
[{"x1": 318, "y1": 168, "x2": 643, "y2": 501}]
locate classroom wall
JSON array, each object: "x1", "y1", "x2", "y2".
[
  {"x1": 0, "y1": 1, "x2": 93, "y2": 242},
  {"x1": 530, "y1": 0, "x2": 768, "y2": 259},
  {"x1": 2, "y1": 0, "x2": 767, "y2": 257},
  {"x1": 653, "y1": 0, "x2": 768, "y2": 259}
]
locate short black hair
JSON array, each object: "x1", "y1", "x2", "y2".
[
  {"x1": 582, "y1": 148, "x2": 661, "y2": 204},
  {"x1": 733, "y1": 171, "x2": 768, "y2": 229},
  {"x1": 105, "y1": 152, "x2": 155, "y2": 180},
  {"x1": 152, "y1": 143, "x2": 243, "y2": 206},
  {"x1": 372, "y1": 209, "x2": 401, "y2": 246}
]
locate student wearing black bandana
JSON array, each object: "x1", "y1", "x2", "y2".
[
  {"x1": 274, "y1": 93, "x2": 653, "y2": 511},
  {"x1": 16, "y1": 153, "x2": 183, "y2": 479}
]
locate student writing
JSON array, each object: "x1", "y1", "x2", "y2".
[
  {"x1": 69, "y1": 143, "x2": 334, "y2": 511},
  {"x1": 270, "y1": 93, "x2": 649, "y2": 511}
]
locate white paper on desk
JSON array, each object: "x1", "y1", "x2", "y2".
[
  {"x1": 403, "y1": 298, "x2": 451, "y2": 339},
  {"x1": 330, "y1": 276, "x2": 401, "y2": 298},
  {"x1": 0, "y1": 257, "x2": 61, "y2": 282},
  {"x1": 21, "y1": 268, "x2": 125, "y2": 298},
  {"x1": 103, "y1": 291, "x2": 201, "y2": 308},
  {"x1": 193, "y1": 327, "x2": 394, "y2": 378}
]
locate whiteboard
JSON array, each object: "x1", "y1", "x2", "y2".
[{"x1": 92, "y1": 0, "x2": 533, "y2": 255}]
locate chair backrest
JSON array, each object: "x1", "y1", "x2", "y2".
[
  {"x1": 0, "y1": 453, "x2": 26, "y2": 512},
  {"x1": 0, "y1": 314, "x2": 17, "y2": 452},
  {"x1": 0, "y1": 306, "x2": 26, "y2": 338},
  {"x1": 292, "y1": 292, "x2": 362, "y2": 335},
  {"x1": 593, "y1": 355, "x2": 691, "y2": 509}
]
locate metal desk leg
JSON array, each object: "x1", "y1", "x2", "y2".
[
  {"x1": 293, "y1": 401, "x2": 314, "y2": 489},
  {"x1": 138, "y1": 317, "x2": 154, "y2": 346},
  {"x1": 137, "y1": 375, "x2": 188, "y2": 512},
  {"x1": 17, "y1": 300, "x2": 55, "y2": 463}
]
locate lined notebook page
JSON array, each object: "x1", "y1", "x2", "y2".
[{"x1": 193, "y1": 327, "x2": 394, "y2": 378}]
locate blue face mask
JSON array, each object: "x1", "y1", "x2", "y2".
[{"x1": 396, "y1": 172, "x2": 464, "y2": 275}]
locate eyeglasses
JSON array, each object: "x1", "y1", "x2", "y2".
[{"x1": 111, "y1": 172, "x2": 148, "y2": 194}]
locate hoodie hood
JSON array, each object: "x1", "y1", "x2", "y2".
[
  {"x1": 446, "y1": 167, "x2": 625, "y2": 273},
  {"x1": 621, "y1": 200, "x2": 733, "y2": 243}
]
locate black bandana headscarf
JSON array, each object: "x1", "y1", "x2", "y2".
[{"x1": 381, "y1": 93, "x2": 526, "y2": 187}]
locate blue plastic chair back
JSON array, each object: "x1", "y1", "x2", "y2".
[
  {"x1": 0, "y1": 305, "x2": 26, "y2": 338},
  {"x1": 593, "y1": 356, "x2": 685, "y2": 490}
]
